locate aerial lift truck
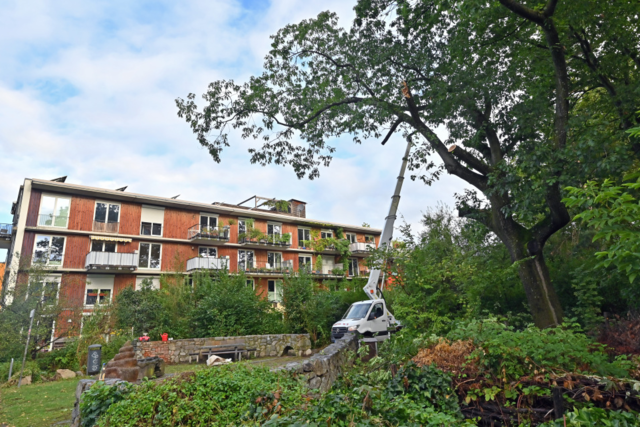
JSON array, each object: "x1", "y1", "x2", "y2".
[{"x1": 331, "y1": 138, "x2": 412, "y2": 342}]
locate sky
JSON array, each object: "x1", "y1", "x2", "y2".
[{"x1": 0, "y1": 0, "x2": 469, "y2": 261}]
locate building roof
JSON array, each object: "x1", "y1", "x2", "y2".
[{"x1": 26, "y1": 178, "x2": 381, "y2": 234}]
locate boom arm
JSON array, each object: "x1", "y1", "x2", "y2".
[{"x1": 363, "y1": 138, "x2": 413, "y2": 300}]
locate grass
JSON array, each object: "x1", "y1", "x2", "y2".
[{"x1": 0, "y1": 377, "x2": 81, "y2": 427}]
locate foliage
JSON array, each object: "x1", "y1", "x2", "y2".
[
  {"x1": 564, "y1": 171, "x2": 640, "y2": 283},
  {"x1": 114, "y1": 280, "x2": 163, "y2": 339},
  {"x1": 80, "y1": 380, "x2": 134, "y2": 427},
  {"x1": 96, "y1": 364, "x2": 306, "y2": 426},
  {"x1": 36, "y1": 340, "x2": 80, "y2": 373},
  {"x1": 281, "y1": 272, "x2": 360, "y2": 345},
  {"x1": 539, "y1": 407, "x2": 640, "y2": 426},
  {"x1": 446, "y1": 318, "x2": 632, "y2": 379}
]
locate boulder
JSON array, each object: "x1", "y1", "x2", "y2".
[
  {"x1": 206, "y1": 355, "x2": 231, "y2": 366},
  {"x1": 18, "y1": 375, "x2": 31, "y2": 386},
  {"x1": 55, "y1": 369, "x2": 76, "y2": 380}
]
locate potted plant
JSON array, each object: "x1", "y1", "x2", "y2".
[
  {"x1": 238, "y1": 232, "x2": 247, "y2": 243},
  {"x1": 314, "y1": 255, "x2": 323, "y2": 274}
]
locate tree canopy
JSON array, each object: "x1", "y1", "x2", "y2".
[{"x1": 177, "y1": 0, "x2": 639, "y2": 327}]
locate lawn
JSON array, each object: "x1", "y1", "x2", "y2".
[
  {"x1": 0, "y1": 377, "x2": 81, "y2": 427},
  {"x1": 0, "y1": 357, "x2": 306, "y2": 427}
]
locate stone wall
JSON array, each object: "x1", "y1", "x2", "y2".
[
  {"x1": 135, "y1": 334, "x2": 312, "y2": 364},
  {"x1": 278, "y1": 333, "x2": 358, "y2": 392}
]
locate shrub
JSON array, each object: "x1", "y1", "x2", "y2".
[
  {"x1": 80, "y1": 380, "x2": 134, "y2": 427},
  {"x1": 539, "y1": 407, "x2": 640, "y2": 426},
  {"x1": 36, "y1": 341, "x2": 80, "y2": 373},
  {"x1": 446, "y1": 318, "x2": 632, "y2": 379}
]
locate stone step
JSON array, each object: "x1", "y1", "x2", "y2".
[
  {"x1": 105, "y1": 358, "x2": 138, "y2": 368},
  {"x1": 113, "y1": 351, "x2": 136, "y2": 361}
]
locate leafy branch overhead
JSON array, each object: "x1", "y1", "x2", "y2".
[{"x1": 177, "y1": 0, "x2": 639, "y2": 328}]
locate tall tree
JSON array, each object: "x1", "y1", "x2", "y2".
[{"x1": 176, "y1": 0, "x2": 639, "y2": 327}]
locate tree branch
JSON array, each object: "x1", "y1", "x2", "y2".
[
  {"x1": 381, "y1": 117, "x2": 403, "y2": 145},
  {"x1": 498, "y1": 0, "x2": 544, "y2": 24},
  {"x1": 448, "y1": 145, "x2": 491, "y2": 175}
]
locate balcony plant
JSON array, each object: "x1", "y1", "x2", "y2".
[
  {"x1": 279, "y1": 233, "x2": 292, "y2": 246},
  {"x1": 314, "y1": 255, "x2": 323, "y2": 274}
]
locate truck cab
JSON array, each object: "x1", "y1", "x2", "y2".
[{"x1": 331, "y1": 299, "x2": 398, "y2": 342}]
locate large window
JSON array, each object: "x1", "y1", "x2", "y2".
[
  {"x1": 238, "y1": 218, "x2": 249, "y2": 236},
  {"x1": 321, "y1": 230, "x2": 333, "y2": 239},
  {"x1": 238, "y1": 250, "x2": 254, "y2": 270},
  {"x1": 33, "y1": 235, "x2": 66, "y2": 266},
  {"x1": 135, "y1": 276, "x2": 160, "y2": 291},
  {"x1": 267, "y1": 223, "x2": 281, "y2": 237},
  {"x1": 347, "y1": 259, "x2": 359, "y2": 276},
  {"x1": 298, "y1": 228, "x2": 310, "y2": 247},
  {"x1": 199, "y1": 247, "x2": 217, "y2": 257},
  {"x1": 38, "y1": 195, "x2": 71, "y2": 228},
  {"x1": 200, "y1": 214, "x2": 218, "y2": 232},
  {"x1": 91, "y1": 240, "x2": 116, "y2": 252},
  {"x1": 140, "y1": 205, "x2": 164, "y2": 236},
  {"x1": 84, "y1": 275, "x2": 114, "y2": 307},
  {"x1": 138, "y1": 243, "x2": 161, "y2": 269},
  {"x1": 28, "y1": 276, "x2": 60, "y2": 304},
  {"x1": 346, "y1": 233, "x2": 357, "y2": 244},
  {"x1": 298, "y1": 255, "x2": 312, "y2": 272},
  {"x1": 267, "y1": 252, "x2": 282, "y2": 269},
  {"x1": 365, "y1": 235, "x2": 375, "y2": 244},
  {"x1": 268, "y1": 280, "x2": 282, "y2": 302},
  {"x1": 94, "y1": 202, "x2": 120, "y2": 232}
]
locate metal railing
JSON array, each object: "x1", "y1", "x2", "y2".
[
  {"x1": 0, "y1": 223, "x2": 12, "y2": 238},
  {"x1": 187, "y1": 225, "x2": 230, "y2": 241},
  {"x1": 298, "y1": 263, "x2": 346, "y2": 277},
  {"x1": 239, "y1": 235, "x2": 291, "y2": 247},
  {"x1": 349, "y1": 242, "x2": 376, "y2": 253},
  {"x1": 240, "y1": 260, "x2": 294, "y2": 275},
  {"x1": 92, "y1": 220, "x2": 119, "y2": 233},
  {"x1": 38, "y1": 214, "x2": 69, "y2": 228},
  {"x1": 186, "y1": 257, "x2": 230, "y2": 272},
  {"x1": 85, "y1": 252, "x2": 138, "y2": 270}
]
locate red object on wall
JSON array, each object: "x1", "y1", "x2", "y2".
[{"x1": 161, "y1": 333, "x2": 169, "y2": 342}]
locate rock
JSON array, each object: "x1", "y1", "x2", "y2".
[
  {"x1": 18, "y1": 375, "x2": 31, "y2": 386},
  {"x1": 304, "y1": 349, "x2": 312, "y2": 357},
  {"x1": 55, "y1": 369, "x2": 76, "y2": 380},
  {"x1": 75, "y1": 371, "x2": 84, "y2": 377},
  {"x1": 207, "y1": 355, "x2": 231, "y2": 366}
]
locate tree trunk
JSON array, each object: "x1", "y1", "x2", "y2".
[{"x1": 515, "y1": 252, "x2": 563, "y2": 328}]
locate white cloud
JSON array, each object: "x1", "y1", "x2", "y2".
[{"x1": 0, "y1": 0, "x2": 472, "y2": 261}]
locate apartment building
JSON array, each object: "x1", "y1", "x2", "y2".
[{"x1": 1, "y1": 178, "x2": 380, "y2": 321}]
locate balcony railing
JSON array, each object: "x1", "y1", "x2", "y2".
[
  {"x1": 187, "y1": 256, "x2": 230, "y2": 272},
  {"x1": 187, "y1": 225, "x2": 230, "y2": 241},
  {"x1": 92, "y1": 220, "x2": 119, "y2": 234},
  {"x1": 299, "y1": 263, "x2": 346, "y2": 277},
  {"x1": 38, "y1": 214, "x2": 69, "y2": 228},
  {"x1": 240, "y1": 260, "x2": 294, "y2": 275},
  {"x1": 349, "y1": 242, "x2": 376, "y2": 253},
  {"x1": 0, "y1": 223, "x2": 12, "y2": 238},
  {"x1": 85, "y1": 252, "x2": 138, "y2": 271},
  {"x1": 239, "y1": 235, "x2": 292, "y2": 248}
]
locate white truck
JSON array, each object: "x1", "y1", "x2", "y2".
[{"x1": 331, "y1": 138, "x2": 412, "y2": 343}]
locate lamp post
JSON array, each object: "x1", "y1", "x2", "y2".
[{"x1": 18, "y1": 309, "x2": 36, "y2": 388}]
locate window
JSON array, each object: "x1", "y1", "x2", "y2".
[
  {"x1": 200, "y1": 214, "x2": 218, "y2": 232},
  {"x1": 33, "y1": 235, "x2": 65, "y2": 266},
  {"x1": 27, "y1": 276, "x2": 60, "y2": 304},
  {"x1": 365, "y1": 235, "x2": 375, "y2": 244},
  {"x1": 185, "y1": 277, "x2": 194, "y2": 287},
  {"x1": 238, "y1": 218, "x2": 250, "y2": 235},
  {"x1": 38, "y1": 195, "x2": 71, "y2": 228},
  {"x1": 138, "y1": 243, "x2": 161, "y2": 269},
  {"x1": 91, "y1": 240, "x2": 116, "y2": 252},
  {"x1": 268, "y1": 280, "x2": 282, "y2": 302},
  {"x1": 267, "y1": 252, "x2": 282, "y2": 269},
  {"x1": 94, "y1": 202, "x2": 120, "y2": 232},
  {"x1": 371, "y1": 303, "x2": 384, "y2": 319},
  {"x1": 140, "y1": 205, "x2": 164, "y2": 236},
  {"x1": 321, "y1": 230, "x2": 333, "y2": 239},
  {"x1": 199, "y1": 247, "x2": 217, "y2": 257},
  {"x1": 298, "y1": 255, "x2": 312, "y2": 272},
  {"x1": 135, "y1": 276, "x2": 160, "y2": 290},
  {"x1": 246, "y1": 279, "x2": 255, "y2": 290},
  {"x1": 298, "y1": 228, "x2": 310, "y2": 247},
  {"x1": 346, "y1": 233, "x2": 357, "y2": 244},
  {"x1": 267, "y1": 223, "x2": 281, "y2": 236},
  {"x1": 238, "y1": 250, "x2": 254, "y2": 270},
  {"x1": 85, "y1": 275, "x2": 114, "y2": 306},
  {"x1": 347, "y1": 259, "x2": 359, "y2": 276}
]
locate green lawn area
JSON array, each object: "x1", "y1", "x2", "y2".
[
  {"x1": 0, "y1": 357, "x2": 307, "y2": 427},
  {"x1": 0, "y1": 377, "x2": 81, "y2": 427}
]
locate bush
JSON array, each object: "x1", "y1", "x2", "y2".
[
  {"x1": 446, "y1": 318, "x2": 633, "y2": 379},
  {"x1": 96, "y1": 364, "x2": 305, "y2": 426},
  {"x1": 36, "y1": 341, "x2": 80, "y2": 373},
  {"x1": 539, "y1": 407, "x2": 640, "y2": 426},
  {"x1": 80, "y1": 380, "x2": 134, "y2": 427}
]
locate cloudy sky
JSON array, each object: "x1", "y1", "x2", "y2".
[{"x1": 0, "y1": 0, "x2": 468, "y2": 261}]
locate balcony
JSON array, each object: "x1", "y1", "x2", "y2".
[
  {"x1": 299, "y1": 263, "x2": 347, "y2": 279},
  {"x1": 349, "y1": 242, "x2": 376, "y2": 254},
  {"x1": 238, "y1": 234, "x2": 292, "y2": 249},
  {"x1": 187, "y1": 225, "x2": 230, "y2": 243},
  {"x1": 187, "y1": 256, "x2": 230, "y2": 272},
  {"x1": 38, "y1": 214, "x2": 69, "y2": 228},
  {"x1": 0, "y1": 223, "x2": 12, "y2": 249},
  {"x1": 240, "y1": 260, "x2": 294, "y2": 276},
  {"x1": 85, "y1": 252, "x2": 138, "y2": 271},
  {"x1": 92, "y1": 220, "x2": 119, "y2": 234}
]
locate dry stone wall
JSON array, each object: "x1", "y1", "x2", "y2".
[
  {"x1": 136, "y1": 334, "x2": 311, "y2": 364},
  {"x1": 278, "y1": 333, "x2": 358, "y2": 392}
]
